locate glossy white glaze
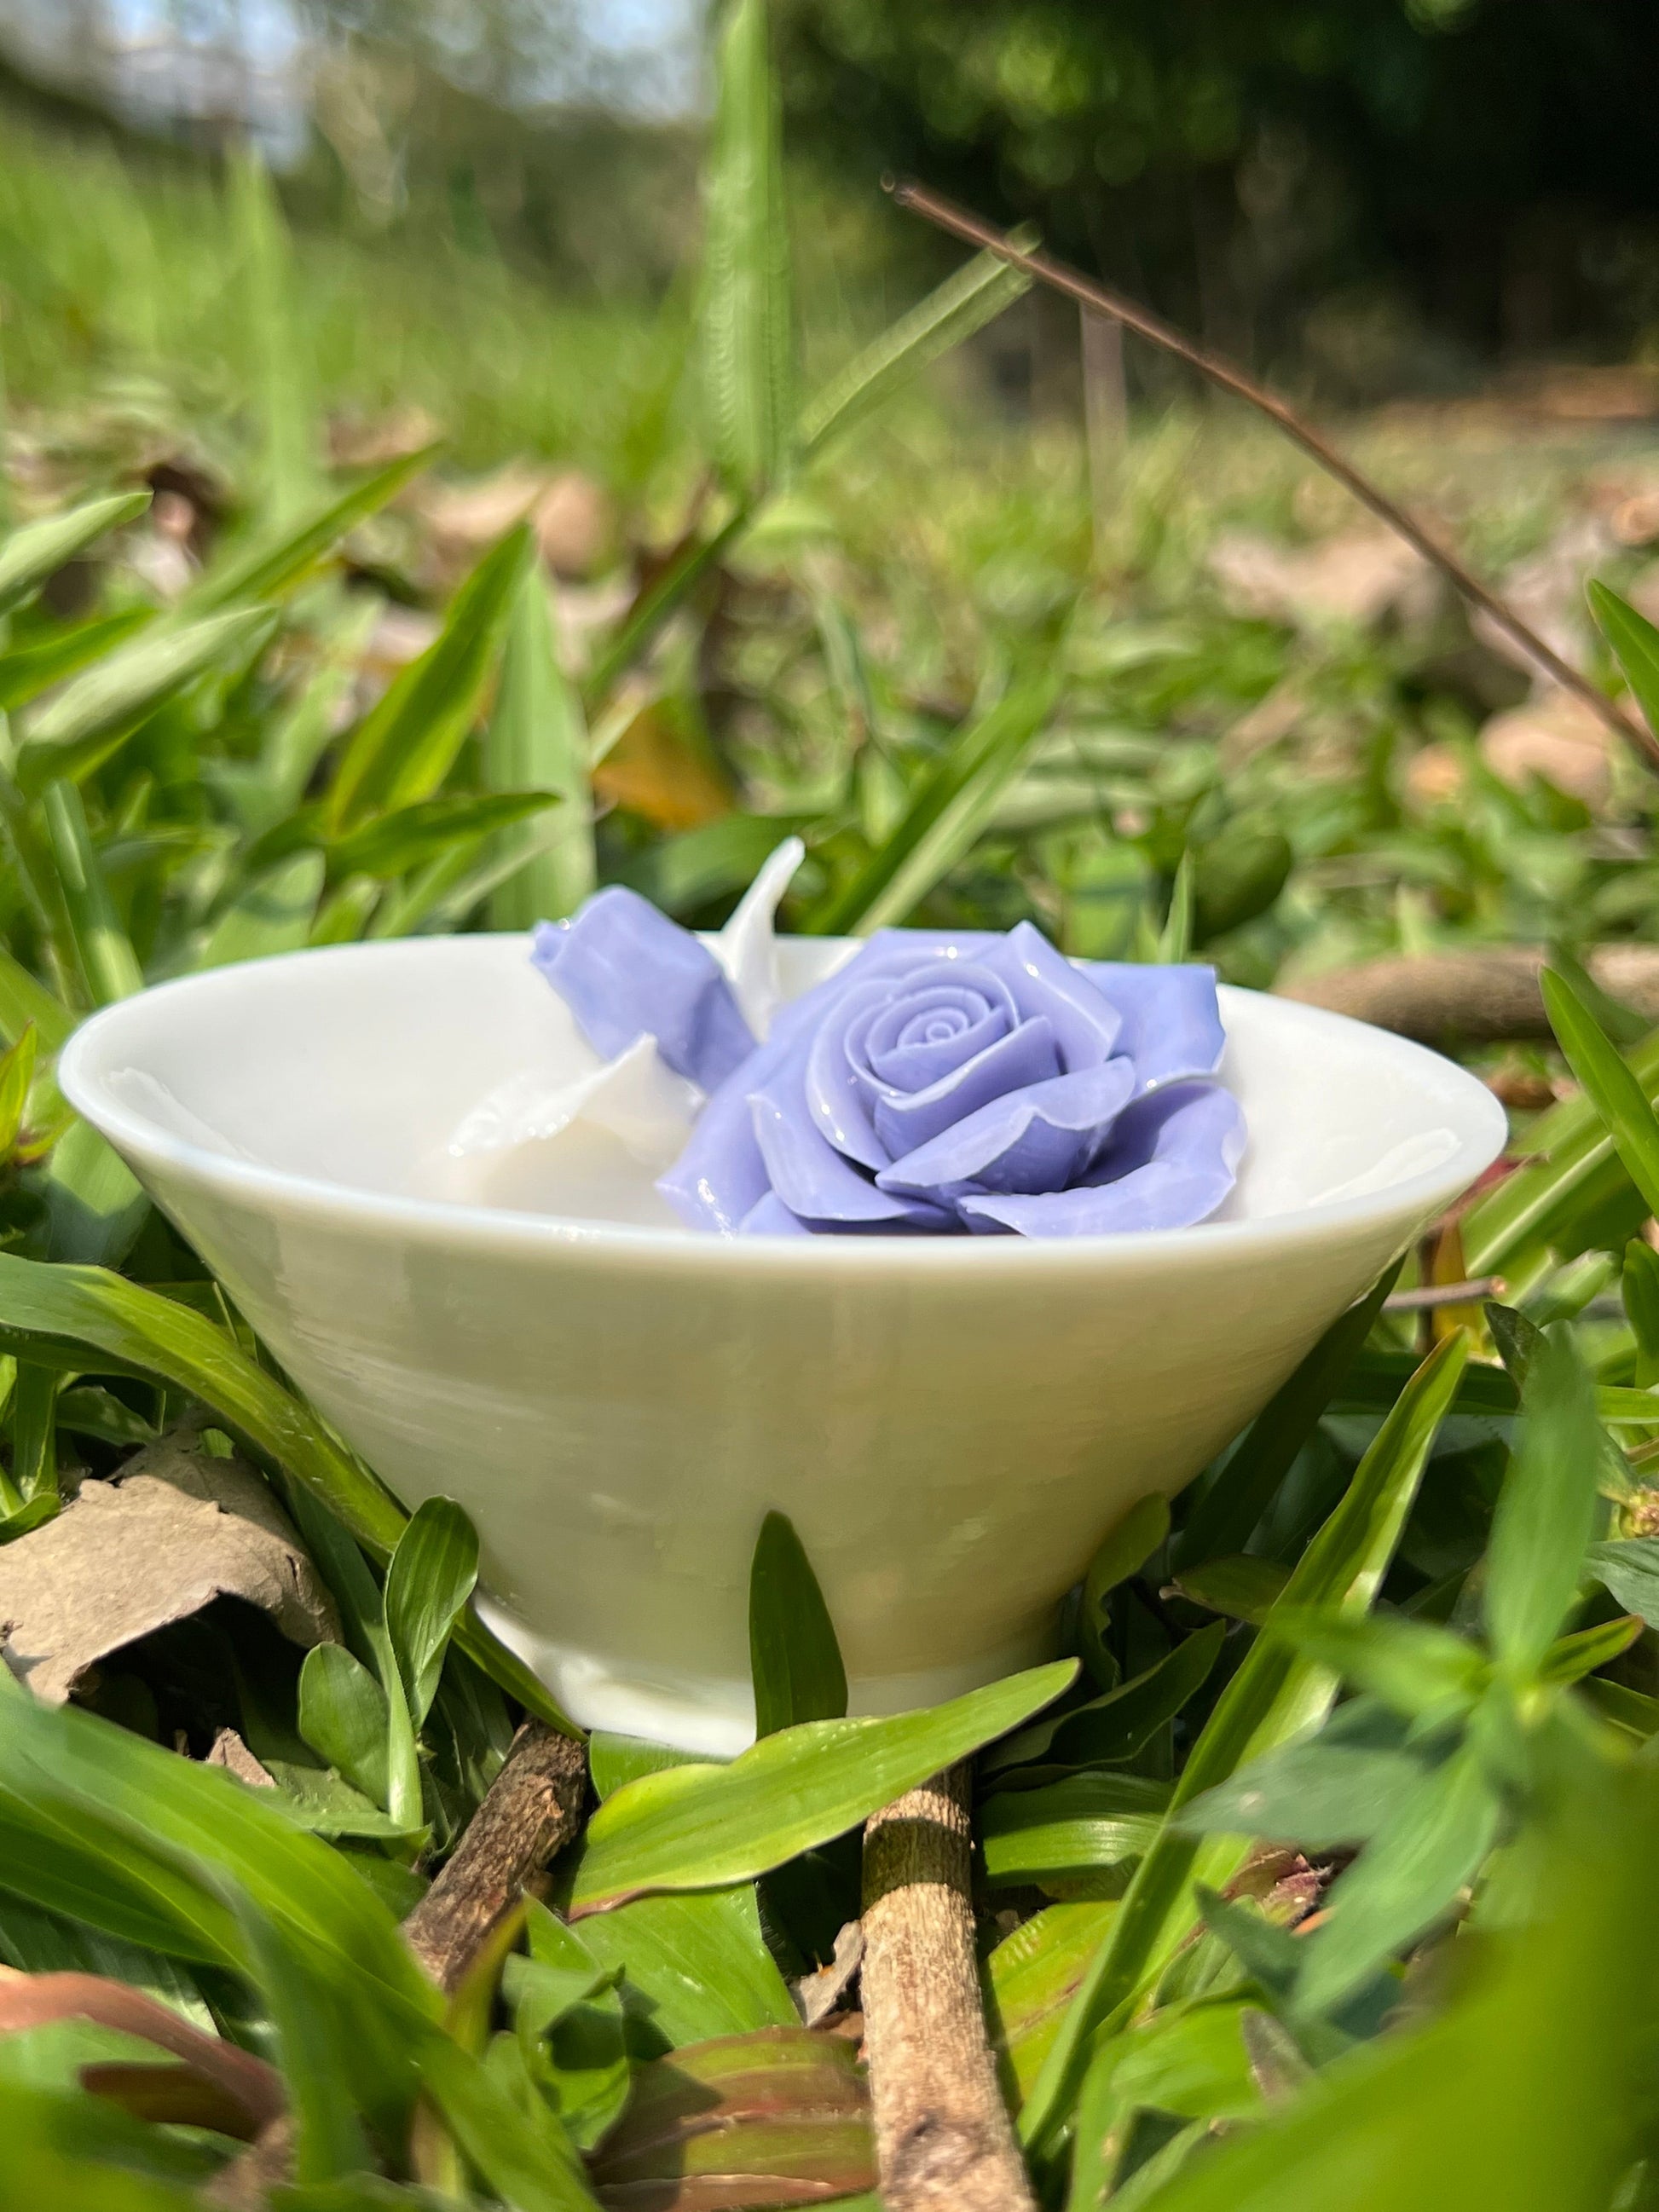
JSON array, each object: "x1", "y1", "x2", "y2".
[{"x1": 61, "y1": 934, "x2": 1507, "y2": 1752}]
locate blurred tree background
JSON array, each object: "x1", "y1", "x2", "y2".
[{"x1": 4, "y1": 0, "x2": 1659, "y2": 393}]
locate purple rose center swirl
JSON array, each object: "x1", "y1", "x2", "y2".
[{"x1": 532, "y1": 889, "x2": 1245, "y2": 1239}]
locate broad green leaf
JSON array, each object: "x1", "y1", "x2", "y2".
[
  {"x1": 589, "y1": 1733, "x2": 708, "y2": 1800},
  {"x1": 587, "y1": 2029, "x2": 876, "y2": 2206},
  {"x1": 1178, "y1": 1741, "x2": 1433, "y2": 1850},
  {"x1": 980, "y1": 1773, "x2": 1171, "y2": 1886},
  {"x1": 701, "y1": 0, "x2": 795, "y2": 496},
  {"x1": 0, "y1": 492, "x2": 151, "y2": 620},
  {"x1": 0, "y1": 1256, "x2": 572, "y2": 1730},
  {"x1": 989, "y1": 1622, "x2": 1224, "y2": 1775},
  {"x1": 1078, "y1": 1493, "x2": 1168, "y2": 1686},
  {"x1": 299, "y1": 1643, "x2": 392, "y2": 1809},
  {"x1": 573, "y1": 1885, "x2": 795, "y2": 2049},
  {"x1": 190, "y1": 448, "x2": 434, "y2": 615},
  {"x1": 9, "y1": 1360, "x2": 56, "y2": 1503},
  {"x1": 232, "y1": 1893, "x2": 373, "y2": 2185},
  {"x1": 1624, "y1": 1239, "x2": 1659, "y2": 1386},
  {"x1": 807, "y1": 674, "x2": 1058, "y2": 935},
  {"x1": 0, "y1": 609, "x2": 150, "y2": 713},
  {"x1": 569, "y1": 1661, "x2": 1075, "y2": 1912},
  {"x1": 749, "y1": 1509, "x2": 847, "y2": 1736},
  {"x1": 1541, "y1": 966, "x2": 1659, "y2": 1217},
  {"x1": 1539, "y1": 1614, "x2": 1641, "y2": 1685},
  {"x1": 0, "y1": 1024, "x2": 35, "y2": 1158},
  {"x1": 983, "y1": 1901, "x2": 1120, "y2": 2106},
  {"x1": 1068, "y1": 2001, "x2": 1260, "y2": 2208},
  {"x1": 1124, "y1": 1764, "x2": 1656, "y2": 2212},
  {"x1": 1589, "y1": 577, "x2": 1659, "y2": 738},
  {"x1": 1020, "y1": 1333, "x2": 1468, "y2": 2150},
  {"x1": 1587, "y1": 1537, "x2": 1659, "y2": 1627},
  {"x1": 421, "y1": 2033, "x2": 598, "y2": 2212},
  {"x1": 36, "y1": 1119, "x2": 148, "y2": 1269},
  {"x1": 1175, "y1": 1262, "x2": 1402, "y2": 1570},
  {"x1": 0, "y1": 1684, "x2": 439, "y2": 2136},
  {"x1": 799, "y1": 245, "x2": 1032, "y2": 456},
  {"x1": 15, "y1": 607, "x2": 275, "y2": 793},
  {"x1": 329, "y1": 789, "x2": 560, "y2": 885},
  {"x1": 486, "y1": 569, "x2": 595, "y2": 928},
  {"x1": 0, "y1": 950, "x2": 72, "y2": 1051},
  {"x1": 384, "y1": 1495, "x2": 480, "y2": 1729},
  {"x1": 38, "y1": 780, "x2": 142, "y2": 1005},
  {"x1": 326, "y1": 525, "x2": 534, "y2": 832},
  {"x1": 1485, "y1": 1323, "x2": 1602, "y2": 1678},
  {"x1": 1293, "y1": 1749, "x2": 1501, "y2": 2018},
  {"x1": 0, "y1": 2073, "x2": 210, "y2": 2208},
  {"x1": 1171, "y1": 1555, "x2": 1289, "y2": 1626},
  {"x1": 194, "y1": 851, "x2": 324, "y2": 969},
  {"x1": 1269, "y1": 1611, "x2": 1488, "y2": 1724}
]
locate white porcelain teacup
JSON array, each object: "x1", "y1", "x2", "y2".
[{"x1": 61, "y1": 934, "x2": 1507, "y2": 1753}]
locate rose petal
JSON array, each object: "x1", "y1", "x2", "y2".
[
  {"x1": 532, "y1": 887, "x2": 755, "y2": 1091},
  {"x1": 864, "y1": 980, "x2": 1013, "y2": 1091},
  {"x1": 876, "y1": 1060, "x2": 1138, "y2": 1200},
  {"x1": 871, "y1": 1015, "x2": 1062, "y2": 1158},
  {"x1": 960, "y1": 1083, "x2": 1244, "y2": 1236},
  {"x1": 1083, "y1": 962, "x2": 1226, "y2": 1090},
  {"x1": 749, "y1": 1087, "x2": 951, "y2": 1229},
  {"x1": 979, "y1": 922, "x2": 1124, "y2": 1071},
  {"x1": 739, "y1": 1191, "x2": 812, "y2": 1235}
]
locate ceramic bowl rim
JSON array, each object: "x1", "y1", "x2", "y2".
[{"x1": 58, "y1": 935, "x2": 1510, "y2": 1275}]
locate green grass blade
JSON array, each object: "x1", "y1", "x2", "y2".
[
  {"x1": 701, "y1": 0, "x2": 795, "y2": 497},
  {"x1": 1176, "y1": 1262, "x2": 1402, "y2": 1571},
  {"x1": 194, "y1": 852, "x2": 326, "y2": 969},
  {"x1": 15, "y1": 607, "x2": 275, "y2": 794},
  {"x1": 325, "y1": 525, "x2": 533, "y2": 833},
  {"x1": 799, "y1": 245, "x2": 1033, "y2": 456},
  {"x1": 0, "y1": 609, "x2": 150, "y2": 713},
  {"x1": 422, "y1": 2035, "x2": 599, "y2": 2212},
  {"x1": 1485, "y1": 1324, "x2": 1603, "y2": 1679},
  {"x1": 328, "y1": 790, "x2": 561, "y2": 884},
  {"x1": 0, "y1": 946, "x2": 72, "y2": 1051},
  {"x1": 582, "y1": 512, "x2": 747, "y2": 712},
  {"x1": 38, "y1": 781, "x2": 143, "y2": 1005},
  {"x1": 1540, "y1": 966, "x2": 1659, "y2": 1218},
  {"x1": 0, "y1": 1256, "x2": 574, "y2": 1732},
  {"x1": 0, "y1": 493, "x2": 151, "y2": 621},
  {"x1": 189, "y1": 448, "x2": 436, "y2": 616},
  {"x1": 807, "y1": 674, "x2": 1058, "y2": 935},
  {"x1": 1625, "y1": 1239, "x2": 1659, "y2": 1386},
  {"x1": 749, "y1": 1509, "x2": 848, "y2": 1736},
  {"x1": 384, "y1": 1496, "x2": 480, "y2": 1729},
  {"x1": 485, "y1": 569, "x2": 595, "y2": 927},
  {"x1": 228, "y1": 142, "x2": 313, "y2": 530},
  {"x1": 1020, "y1": 1332, "x2": 1468, "y2": 2150},
  {"x1": 569, "y1": 1662, "x2": 1075, "y2": 1912},
  {"x1": 1588, "y1": 577, "x2": 1659, "y2": 739}
]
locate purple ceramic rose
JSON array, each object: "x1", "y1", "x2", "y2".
[{"x1": 531, "y1": 887, "x2": 1244, "y2": 1239}]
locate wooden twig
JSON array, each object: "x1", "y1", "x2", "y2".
[
  {"x1": 1279, "y1": 944, "x2": 1659, "y2": 1043},
  {"x1": 886, "y1": 179, "x2": 1657, "y2": 777},
  {"x1": 860, "y1": 1765, "x2": 1035, "y2": 2212},
  {"x1": 402, "y1": 1723, "x2": 587, "y2": 1994}
]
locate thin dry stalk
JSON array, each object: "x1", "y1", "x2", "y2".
[
  {"x1": 887, "y1": 180, "x2": 1656, "y2": 776},
  {"x1": 402, "y1": 1722, "x2": 587, "y2": 1994},
  {"x1": 860, "y1": 1764, "x2": 1036, "y2": 2212}
]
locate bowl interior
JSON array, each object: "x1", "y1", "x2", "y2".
[{"x1": 61, "y1": 933, "x2": 1507, "y2": 1245}]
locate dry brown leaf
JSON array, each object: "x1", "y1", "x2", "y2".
[
  {"x1": 1208, "y1": 525, "x2": 1436, "y2": 634},
  {"x1": 1479, "y1": 687, "x2": 1614, "y2": 809},
  {"x1": 1404, "y1": 741, "x2": 1467, "y2": 808},
  {"x1": 532, "y1": 471, "x2": 615, "y2": 580},
  {"x1": 791, "y1": 1921, "x2": 864, "y2": 2030},
  {"x1": 0, "y1": 1428, "x2": 340, "y2": 1705},
  {"x1": 206, "y1": 1726, "x2": 277, "y2": 1788},
  {"x1": 593, "y1": 699, "x2": 735, "y2": 831}
]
